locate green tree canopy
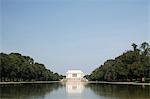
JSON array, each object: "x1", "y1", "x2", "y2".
[
  {"x1": 86, "y1": 42, "x2": 150, "y2": 82},
  {"x1": 0, "y1": 53, "x2": 63, "y2": 82}
]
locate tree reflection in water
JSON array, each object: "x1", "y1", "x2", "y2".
[
  {"x1": 0, "y1": 82, "x2": 62, "y2": 99},
  {"x1": 86, "y1": 83, "x2": 150, "y2": 99},
  {"x1": 1, "y1": 82, "x2": 150, "y2": 99}
]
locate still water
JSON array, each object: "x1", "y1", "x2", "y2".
[{"x1": 0, "y1": 82, "x2": 150, "y2": 99}]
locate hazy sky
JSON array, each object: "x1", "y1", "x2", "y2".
[{"x1": 1, "y1": 0, "x2": 149, "y2": 74}]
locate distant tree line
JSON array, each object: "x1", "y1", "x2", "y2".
[
  {"x1": 85, "y1": 42, "x2": 150, "y2": 82},
  {"x1": 0, "y1": 53, "x2": 63, "y2": 82}
]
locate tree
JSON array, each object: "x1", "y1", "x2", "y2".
[
  {"x1": 0, "y1": 52, "x2": 63, "y2": 82},
  {"x1": 88, "y1": 42, "x2": 150, "y2": 82},
  {"x1": 132, "y1": 43, "x2": 138, "y2": 51},
  {"x1": 140, "y1": 42, "x2": 149, "y2": 56}
]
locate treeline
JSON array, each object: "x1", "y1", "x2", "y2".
[
  {"x1": 0, "y1": 53, "x2": 63, "y2": 82},
  {"x1": 86, "y1": 42, "x2": 150, "y2": 82}
]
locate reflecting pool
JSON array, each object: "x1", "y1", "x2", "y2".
[{"x1": 0, "y1": 82, "x2": 150, "y2": 99}]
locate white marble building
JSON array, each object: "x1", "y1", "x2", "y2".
[{"x1": 66, "y1": 70, "x2": 84, "y2": 81}]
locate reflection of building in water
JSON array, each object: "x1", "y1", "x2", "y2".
[
  {"x1": 66, "y1": 70, "x2": 84, "y2": 81},
  {"x1": 66, "y1": 82, "x2": 85, "y2": 94}
]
